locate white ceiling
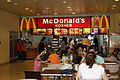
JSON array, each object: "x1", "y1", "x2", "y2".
[{"x1": 0, "y1": 0, "x2": 120, "y2": 16}]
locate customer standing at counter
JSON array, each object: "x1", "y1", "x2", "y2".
[
  {"x1": 51, "y1": 35, "x2": 59, "y2": 53},
  {"x1": 81, "y1": 36, "x2": 90, "y2": 51},
  {"x1": 38, "y1": 37, "x2": 46, "y2": 54},
  {"x1": 60, "y1": 37, "x2": 67, "y2": 58},
  {"x1": 76, "y1": 52, "x2": 109, "y2": 80}
]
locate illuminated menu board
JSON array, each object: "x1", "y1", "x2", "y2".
[
  {"x1": 30, "y1": 16, "x2": 110, "y2": 35},
  {"x1": 83, "y1": 28, "x2": 91, "y2": 34}
]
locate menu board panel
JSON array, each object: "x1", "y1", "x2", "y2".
[
  {"x1": 69, "y1": 28, "x2": 82, "y2": 35},
  {"x1": 99, "y1": 28, "x2": 107, "y2": 34},
  {"x1": 83, "y1": 28, "x2": 91, "y2": 34},
  {"x1": 46, "y1": 28, "x2": 53, "y2": 35},
  {"x1": 32, "y1": 29, "x2": 46, "y2": 35},
  {"x1": 91, "y1": 28, "x2": 98, "y2": 34}
]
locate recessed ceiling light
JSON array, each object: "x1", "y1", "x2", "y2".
[
  {"x1": 7, "y1": 0, "x2": 12, "y2": 2},
  {"x1": 33, "y1": 0, "x2": 37, "y2": 1},
  {"x1": 14, "y1": 3, "x2": 18, "y2": 5},
  {"x1": 67, "y1": 7, "x2": 71, "y2": 8},
  {"x1": 30, "y1": 10, "x2": 33, "y2": 12},
  {"x1": 63, "y1": 1, "x2": 67, "y2": 3},
  {"x1": 54, "y1": 13, "x2": 58, "y2": 15},
  {"x1": 69, "y1": 8, "x2": 72, "y2": 11},
  {"x1": 72, "y1": 12, "x2": 76, "y2": 14},
  {"x1": 112, "y1": 4, "x2": 117, "y2": 7},
  {"x1": 111, "y1": 8, "x2": 115, "y2": 9},
  {"x1": 90, "y1": 8, "x2": 93, "y2": 10},
  {"x1": 37, "y1": 13, "x2": 40, "y2": 15},
  {"x1": 25, "y1": 8, "x2": 29, "y2": 10},
  {"x1": 45, "y1": 8, "x2": 49, "y2": 10},
  {"x1": 115, "y1": 0, "x2": 119, "y2": 1}
]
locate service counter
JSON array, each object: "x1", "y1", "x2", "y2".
[{"x1": 27, "y1": 46, "x2": 39, "y2": 59}]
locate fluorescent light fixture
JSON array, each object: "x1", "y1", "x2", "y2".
[{"x1": 7, "y1": 0, "x2": 12, "y2": 2}]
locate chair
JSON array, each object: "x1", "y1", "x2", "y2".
[
  {"x1": 105, "y1": 63, "x2": 120, "y2": 80},
  {"x1": 24, "y1": 71, "x2": 41, "y2": 80}
]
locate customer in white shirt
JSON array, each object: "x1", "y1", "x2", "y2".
[{"x1": 76, "y1": 52, "x2": 109, "y2": 80}]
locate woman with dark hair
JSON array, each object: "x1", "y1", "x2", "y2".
[
  {"x1": 76, "y1": 52, "x2": 109, "y2": 80},
  {"x1": 38, "y1": 37, "x2": 46, "y2": 54}
]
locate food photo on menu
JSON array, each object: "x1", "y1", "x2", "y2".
[
  {"x1": 61, "y1": 28, "x2": 68, "y2": 35},
  {"x1": 83, "y1": 28, "x2": 91, "y2": 34},
  {"x1": 78, "y1": 28, "x2": 82, "y2": 35},
  {"x1": 32, "y1": 29, "x2": 46, "y2": 35},
  {"x1": 99, "y1": 28, "x2": 107, "y2": 34},
  {"x1": 46, "y1": 28, "x2": 53, "y2": 35},
  {"x1": 91, "y1": 28, "x2": 98, "y2": 34},
  {"x1": 69, "y1": 28, "x2": 75, "y2": 35},
  {"x1": 54, "y1": 28, "x2": 61, "y2": 35}
]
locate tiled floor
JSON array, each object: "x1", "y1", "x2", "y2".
[
  {"x1": 0, "y1": 60, "x2": 120, "y2": 80},
  {"x1": 0, "y1": 60, "x2": 34, "y2": 80}
]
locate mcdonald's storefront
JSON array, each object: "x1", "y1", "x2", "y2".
[{"x1": 20, "y1": 15, "x2": 110, "y2": 58}]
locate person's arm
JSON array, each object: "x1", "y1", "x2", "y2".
[
  {"x1": 76, "y1": 69, "x2": 81, "y2": 80},
  {"x1": 35, "y1": 51, "x2": 45, "y2": 60},
  {"x1": 41, "y1": 59, "x2": 49, "y2": 63},
  {"x1": 102, "y1": 72, "x2": 109, "y2": 80}
]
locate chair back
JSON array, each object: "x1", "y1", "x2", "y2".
[{"x1": 24, "y1": 71, "x2": 41, "y2": 80}]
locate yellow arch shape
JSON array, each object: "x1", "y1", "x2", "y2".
[
  {"x1": 20, "y1": 17, "x2": 36, "y2": 31},
  {"x1": 20, "y1": 17, "x2": 27, "y2": 31},
  {"x1": 27, "y1": 17, "x2": 37, "y2": 31},
  {"x1": 99, "y1": 15, "x2": 109, "y2": 29},
  {"x1": 91, "y1": 15, "x2": 100, "y2": 29}
]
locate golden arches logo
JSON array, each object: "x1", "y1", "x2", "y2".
[
  {"x1": 92, "y1": 15, "x2": 110, "y2": 29},
  {"x1": 20, "y1": 17, "x2": 36, "y2": 31}
]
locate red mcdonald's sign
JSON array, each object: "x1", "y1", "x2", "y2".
[{"x1": 20, "y1": 17, "x2": 37, "y2": 31}]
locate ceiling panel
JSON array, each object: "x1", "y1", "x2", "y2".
[{"x1": 0, "y1": 0, "x2": 119, "y2": 16}]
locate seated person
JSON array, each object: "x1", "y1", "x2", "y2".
[
  {"x1": 76, "y1": 52, "x2": 109, "y2": 80},
  {"x1": 42, "y1": 49, "x2": 60, "y2": 64},
  {"x1": 67, "y1": 48, "x2": 74, "y2": 64},
  {"x1": 81, "y1": 46, "x2": 105, "y2": 67},
  {"x1": 42, "y1": 49, "x2": 61, "y2": 69}
]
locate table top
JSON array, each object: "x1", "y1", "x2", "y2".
[
  {"x1": 105, "y1": 60, "x2": 118, "y2": 64},
  {"x1": 41, "y1": 69, "x2": 110, "y2": 77},
  {"x1": 41, "y1": 69, "x2": 75, "y2": 76}
]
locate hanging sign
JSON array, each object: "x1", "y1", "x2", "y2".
[
  {"x1": 37, "y1": 17, "x2": 90, "y2": 28},
  {"x1": 20, "y1": 17, "x2": 37, "y2": 31},
  {"x1": 91, "y1": 15, "x2": 110, "y2": 29}
]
